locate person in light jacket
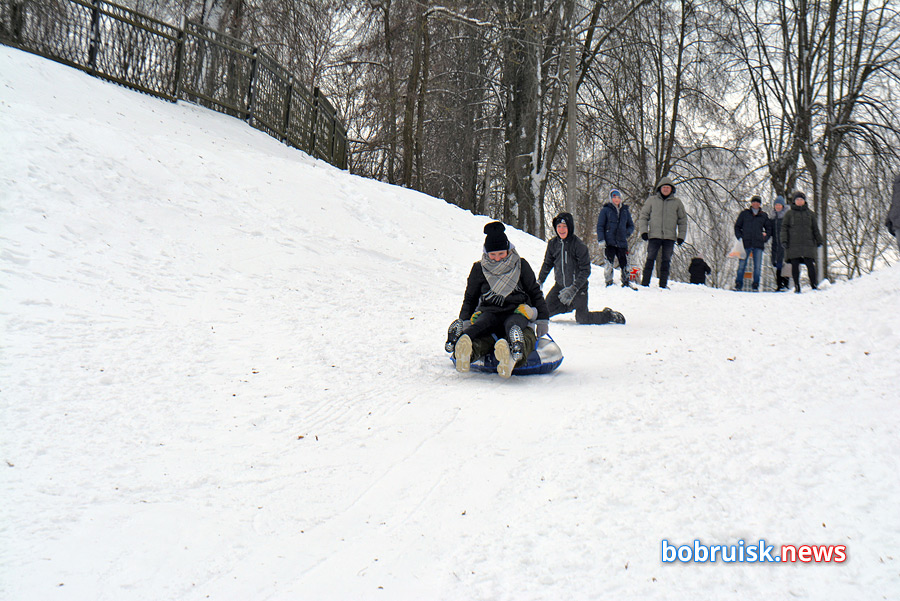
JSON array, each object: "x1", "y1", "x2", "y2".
[{"x1": 637, "y1": 176, "x2": 688, "y2": 288}]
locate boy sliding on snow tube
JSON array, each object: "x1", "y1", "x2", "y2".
[{"x1": 445, "y1": 221, "x2": 550, "y2": 378}]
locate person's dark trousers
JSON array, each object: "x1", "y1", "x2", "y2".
[
  {"x1": 773, "y1": 263, "x2": 790, "y2": 291},
  {"x1": 641, "y1": 238, "x2": 676, "y2": 287},
  {"x1": 546, "y1": 285, "x2": 611, "y2": 324},
  {"x1": 790, "y1": 257, "x2": 817, "y2": 292},
  {"x1": 469, "y1": 328, "x2": 537, "y2": 366},
  {"x1": 462, "y1": 308, "x2": 531, "y2": 341}
]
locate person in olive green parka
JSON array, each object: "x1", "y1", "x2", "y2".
[{"x1": 637, "y1": 175, "x2": 688, "y2": 288}]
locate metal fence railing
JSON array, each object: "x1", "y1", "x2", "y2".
[{"x1": 0, "y1": 0, "x2": 348, "y2": 170}]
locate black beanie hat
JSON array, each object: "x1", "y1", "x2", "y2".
[
  {"x1": 483, "y1": 221, "x2": 510, "y2": 252},
  {"x1": 552, "y1": 212, "x2": 574, "y2": 232},
  {"x1": 793, "y1": 191, "x2": 806, "y2": 201}
]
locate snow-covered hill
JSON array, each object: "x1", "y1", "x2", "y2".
[{"x1": 2, "y1": 46, "x2": 899, "y2": 600}]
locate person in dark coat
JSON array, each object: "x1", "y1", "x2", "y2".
[
  {"x1": 688, "y1": 255, "x2": 711, "y2": 285},
  {"x1": 781, "y1": 192, "x2": 823, "y2": 293},
  {"x1": 887, "y1": 173, "x2": 900, "y2": 253},
  {"x1": 596, "y1": 189, "x2": 636, "y2": 288},
  {"x1": 539, "y1": 212, "x2": 625, "y2": 325},
  {"x1": 733, "y1": 196, "x2": 772, "y2": 291},
  {"x1": 446, "y1": 221, "x2": 550, "y2": 378},
  {"x1": 769, "y1": 196, "x2": 790, "y2": 291}
]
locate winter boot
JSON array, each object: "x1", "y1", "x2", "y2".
[
  {"x1": 602, "y1": 307, "x2": 626, "y2": 324},
  {"x1": 494, "y1": 338, "x2": 516, "y2": 379},
  {"x1": 445, "y1": 318, "x2": 465, "y2": 353},
  {"x1": 454, "y1": 334, "x2": 473, "y2": 373},
  {"x1": 604, "y1": 261, "x2": 615, "y2": 287},
  {"x1": 508, "y1": 324, "x2": 526, "y2": 363}
]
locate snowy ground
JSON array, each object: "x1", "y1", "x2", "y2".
[{"x1": 2, "y1": 46, "x2": 899, "y2": 601}]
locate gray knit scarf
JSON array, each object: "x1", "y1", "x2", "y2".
[{"x1": 480, "y1": 246, "x2": 522, "y2": 305}]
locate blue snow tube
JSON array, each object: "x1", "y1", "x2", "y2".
[{"x1": 451, "y1": 334, "x2": 564, "y2": 376}]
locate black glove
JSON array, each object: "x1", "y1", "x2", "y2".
[
  {"x1": 677, "y1": 238, "x2": 684, "y2": 246},
  {"x1": 641, "y1": 233, "x2": 648, "y2": 241}
]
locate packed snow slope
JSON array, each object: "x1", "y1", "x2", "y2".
[{"x1": 2, "y1": 46, "x2": 899, "y2": 601}]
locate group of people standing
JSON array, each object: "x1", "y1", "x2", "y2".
[{"x1": 732, "y1": 191, "x2": 822, "y2": 293}]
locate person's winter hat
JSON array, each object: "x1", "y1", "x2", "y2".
[
  {"x1": 774, "y1": 195, "x2": 785, "y2": 208},
  {"x1": 793, "y1": 191, "x2": 806, "y2": 202},
  {"x1": 610, "y1": 189, "x2": 622, "y2": 199},
  {"x1": 483, "y1": 221, "x2": 510, "y2": 252},
  {"x1": 552, "y1": 212, "x2": 575, "y2": 233},
  {"x1": 750, "y1": 195, "x2": 762, "y2": 204}
]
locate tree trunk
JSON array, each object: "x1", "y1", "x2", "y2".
[{"x1": 401, "y1": 1, "x2": 425, "y2": 187}]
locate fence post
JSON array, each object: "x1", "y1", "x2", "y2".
[
  {"x1": 247, "y1": 47, "x2": 258, "y2": 123},
  {"x1": 10, "y1": 0, "x2": 25, "y2": 43},
  {"x1": 330, "y1": 114, "x2": 337, "y2": 166},
  {"x1": 282, "y1": 76, "x2": 293, "y2": 144},
  {"x1": 173, "y1": 16, "x2": 186, "y2": 100},
  {"x1": 87, "y1": 0, "x2": 101, "y2": 73},
  {"x1": 311, "y1": 87, "x2": 320, "y2": 157}
]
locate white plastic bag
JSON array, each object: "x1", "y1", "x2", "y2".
[{"x1": 727, "y1": 238, "x2": 746, "y2": 259}]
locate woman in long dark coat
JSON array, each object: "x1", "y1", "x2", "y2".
[{"x1": 780, "y1": 192, "x2": 823, "y2": 293}]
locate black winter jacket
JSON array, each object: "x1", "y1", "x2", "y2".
[
  {"x1": 459, "y1": 259, "x2": 549, "y2": 321},
  {"x1": 688, "y1": 258, "x2": 711, "y2": 284},
  {"x1": 734, "y1": 208, "x2": 772, "y2": 249},
  {"x1": 538, "y1": 233, "x2": 592, "y2": 293}
]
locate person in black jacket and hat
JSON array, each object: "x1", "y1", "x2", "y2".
[
  {"x1": 688, "y1": 255, "x2": 711, "y2": 285},
  {"x1": 733, "y1": 195, "x2": 772, "y2": 291},
  {"x1": 445, "y1": 221, "x2": 550, "y2": 378},
  {"x1": 769, "y1": 195, "x2": 790, "y2": 291},
  {"x1": 538, "y1": 212, "x2": 625, "y2": 325}
]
